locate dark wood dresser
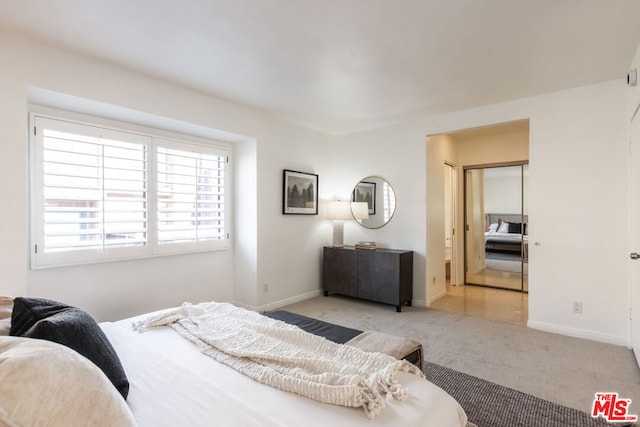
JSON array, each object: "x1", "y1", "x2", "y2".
[{"x1": 322, "y1": 246, "x2": 413, "y2": 312}]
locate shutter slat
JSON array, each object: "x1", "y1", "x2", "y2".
[
  {"x1": 41, "y1": 125, "x2": 148, "y2": 253},
  {"x1": 157, "y1": 145, "x2": 225, "y2": 245}
]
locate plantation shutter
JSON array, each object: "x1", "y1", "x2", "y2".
[
  {"x1": 36, "y1": 117, "x2": 149, "y2": 254},
  {"x1": 31, "y1": 113, "x2": 229, "y2": 269},
  {"x1": 156, "y1": 141, "x2": 227, "y2": 246}
]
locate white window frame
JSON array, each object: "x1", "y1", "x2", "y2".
[
  {"x1": 30, "y1": 111, "x2": 230, "y2": 269},
  {"x1": 154, "y1": 136, "x2": 229, "y2": 255}
]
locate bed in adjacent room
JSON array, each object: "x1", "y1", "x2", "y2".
[
  {"x1": 484, "y1": 213, "x2": 528, "y2": 258},
  {"x1": 0, "y1": 297, "x2": 470, "y2": 427}
]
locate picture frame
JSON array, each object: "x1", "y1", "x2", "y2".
[
  {"x1": 353, "y1": 181, "x2": 376, "y2": 215},
  {"x1": 283, "y1": 169, "x2": 318, "y2": 215}
]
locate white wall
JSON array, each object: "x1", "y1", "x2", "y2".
[
  {"x1": 329, "y1": 124, "x2": 431, "y2": 303},
  {"x1": 0, "y1": 30, "x2": 634, "y2": 347},
  {"x1": 0, "y1": 32, "x2": 332, "y2": 321},
  {"x1": 436, "y1": 125, "x2": 530, "y2": 290},
  {"x1": 524, "y1": 83, "x2": 628, "y2": 345},
  {"x1": 425, "y1": 135, "x2": 456, "y2": 297},
  {"x1": 484, "y1": 167, "x2": 524, "y2": 214},
  {"x1": 338, "y1": 80, "x2": 630, "y2": 345}
]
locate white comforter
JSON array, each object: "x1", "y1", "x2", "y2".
[
  {"x1": 485, "y1": 231, "x2": 528, "y2": 243},
  {"x1": 131, "y1": 301, "x2": 423, "y2": 419},
  {"x1": 101, "y1": 312, "x2": 468, "y2": 427}
]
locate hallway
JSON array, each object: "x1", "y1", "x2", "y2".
[{"x1": 429, "y1": 283, "x2": 528, "y2": 326}]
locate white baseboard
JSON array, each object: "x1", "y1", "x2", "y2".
[
  {"x1": 425, "y1": 290, "x2": 447, "y2": 307},
  {"x1": 389, "y1": 292, "x2": 444, "y2": 309},
  {"x1": 527, "y1": 320, "x2": 630, "y2": 347},
  {"x1": 235, "y1": 289, "x2": 322, "y2": 313},
  {"x1": 412, "y1": 299, "x2": 428, "y2": 308}
]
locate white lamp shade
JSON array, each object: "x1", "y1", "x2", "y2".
[
  {"x1": 351, "y1": 202, "x2": 369, "y2": 220},
  {"x1": 327, "y1": 201, "x2": 352, "y2": 220}
]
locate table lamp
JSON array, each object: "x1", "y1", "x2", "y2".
[{"x1": 327, "y1": 201, "x2": 369, "y2": 247}]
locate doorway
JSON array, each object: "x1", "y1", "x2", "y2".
[
  {"x1": 464, "y1": 163, "x2": 529, "y2": 292},
  {"x1": 444, "y1": 162, "x2": 457, "y2": 285},
  {"x1": 426, "y1": 120, "x2": 529, "y2": 325}
]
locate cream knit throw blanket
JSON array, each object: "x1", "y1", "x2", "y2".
[{"x1": 133, "y1": 301, "x2": 424, "y2": 419}]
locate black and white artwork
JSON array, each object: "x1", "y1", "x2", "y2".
[
  {"x1": 353, "y1": 181, "x2": 376, "y2": 215},
  {"x1": 283, "y1": 169, "x2": 318, "y2": 215}
]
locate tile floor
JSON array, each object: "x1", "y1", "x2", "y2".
[
  {"x1": 429, "y1": 282, "x2": 528, "y2": 326},
  {"x1": 465, "y1": 259, "x2": 528, "y2": 291}
]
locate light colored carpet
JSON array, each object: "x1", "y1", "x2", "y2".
[{"x1": 280, "y1": 295, "x2": 640, "y2": 416}]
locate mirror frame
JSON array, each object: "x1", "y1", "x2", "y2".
[{"x1": 351, "y1": 176, "x2": 397, "y2": 229}]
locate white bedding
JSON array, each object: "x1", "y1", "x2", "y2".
[
  {"x1": 101, "y1": 313, "x2": 468, "y2": 427},
  {"x1": 484, "y1": 231, "x2": 528, "y2": 244}
]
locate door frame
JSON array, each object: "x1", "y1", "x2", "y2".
[
  {"x1": 463, "y1": 160, "x2": 529, "y2": 290},
  {"x1": 444, "y1": 162, "x2": 458, "y2": 285},
  {"x1": 629, "y1": 105, "x2": 640, "y2": 366}
]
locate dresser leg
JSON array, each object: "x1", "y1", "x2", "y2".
[
  {"x1": 323, "y1": 291, "x2": 329, "y2": 297},
  {"x1": 396, "y1": 305, "x2": 401, "y2": 312}
]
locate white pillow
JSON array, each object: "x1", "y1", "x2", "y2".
[
  {"x1": 497, "y1": 221, "x2": 510, "y2": 233},
  {"x1": 0, "y1": 297, "x2": 12, "y2": 336},
  {"x1": 487, "y1": 223, "x2": 498, "y2": 233},
  {"x1": 0, "y1": 336, "x2": 136, "y2": 427}
]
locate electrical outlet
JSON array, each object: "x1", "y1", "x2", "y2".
[
  {"x1": 572, "y1": 301, "x2": 583, "y2": 314},
  {"x1": 263, "y1": 282, "x2": 268, "y2": 293}
]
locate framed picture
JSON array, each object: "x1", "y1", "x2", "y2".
[
  {"x1": 353, "y1": 181, "x2": 376, "y2": 215},
  {"x1": 283, "y1": 169, "x2": 318, "y2": 215}
]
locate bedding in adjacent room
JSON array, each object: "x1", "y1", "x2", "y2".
[{"x1": 484, "y1": 213, "x2": 528, "y2": 256}]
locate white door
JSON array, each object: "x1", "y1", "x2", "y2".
[
  {"x1": 444, "y1": 163, "x2": 457, "y2": 284},
  {"x1": 630, "y1": 108, "x2": 640, "y2": 366}
]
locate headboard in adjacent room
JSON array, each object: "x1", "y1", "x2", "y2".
[{"x1": 485, "y1": 213, "x2": 528, "y2": 230}]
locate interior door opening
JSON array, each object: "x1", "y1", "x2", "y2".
[
  {"x1": 464, "y1": 163, "x2": 528, "y2": 292},
  {"x1": 426, "y1": 119, "x2": 529, "y2": 326},
  {"x1": 444, "y1": 162, "x2": 457, "y2": 285}
]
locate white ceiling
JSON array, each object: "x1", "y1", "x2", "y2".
[{"x1": 1, "y1": 1, "x2": 640, "y2": 135}]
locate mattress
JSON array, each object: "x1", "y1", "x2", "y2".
[
  {"x1": 101, "y1": 312, "x2": 468, "y2": 427},
  {"x1": 485, "y1": 232, "x2": 527, "y2": 244}
]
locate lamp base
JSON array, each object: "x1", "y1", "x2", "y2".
[{"x1": 332, "y1": 220, "x2": 344, "y2": 247}]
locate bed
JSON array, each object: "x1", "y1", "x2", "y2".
[
  {"x1": 484, "y1": 213, "x2": 528, "y2": 258},
  {"x1": 264, "y1": 310, "x2": 423, "y2": 368},
  {"x1": 0, "y1": 297, "x2": 470, "y2": 427}
]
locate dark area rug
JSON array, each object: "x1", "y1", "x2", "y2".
[{"x1": 423, "y1": 361, "x2": 633, "y2": 427}]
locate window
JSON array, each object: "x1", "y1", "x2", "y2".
[
  {"x1": 31, "y1": 114, "x2": 229, "y2": 269},
  {"x1": 156, "y1": 139, "x2": 227, "y2": 251}
]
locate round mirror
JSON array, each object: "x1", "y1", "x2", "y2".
[{"x1": 351, "y1": 176, "x2": 396, "y2": 229}]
